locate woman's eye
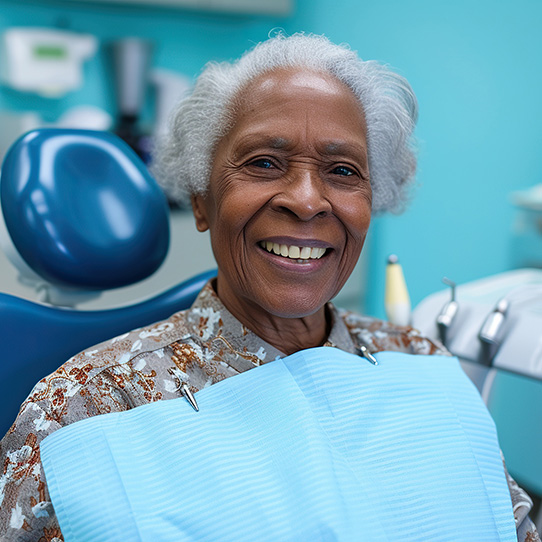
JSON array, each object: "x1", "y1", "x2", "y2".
[
  {"x1": 331, "y1": 165, "x2": 355, "y2": 176},
  {"x1": 249, "y1": 158, "x2": 274, "y2": 169}
]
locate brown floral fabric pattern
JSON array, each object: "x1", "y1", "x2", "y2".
[{"x1": 0, "y1": 281, "x2": 538, "y2": 541}]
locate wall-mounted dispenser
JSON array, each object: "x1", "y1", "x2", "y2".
[{"x1": 0, "y1": 27, "x2": 97, "y2": 97}]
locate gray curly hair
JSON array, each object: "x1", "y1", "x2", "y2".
[{"x1": 152, "y1": 33, "x2": 418, "y2": 213}]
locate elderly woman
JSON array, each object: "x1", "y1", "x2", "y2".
[{"x1": 0, "y1": 34, "x2": 538, "y2": 542}]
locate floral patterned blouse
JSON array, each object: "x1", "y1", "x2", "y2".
[{"x1": 0, "y1": 282, "x2": 539, "y2": 542}]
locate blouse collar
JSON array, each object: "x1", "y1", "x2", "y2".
[{"x1": 184, "y1": 280, "x2": 357, "y2": 372}]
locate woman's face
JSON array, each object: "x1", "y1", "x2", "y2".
[{"x1": 192, "y1": 68, "x2": 372, "y2": 320}]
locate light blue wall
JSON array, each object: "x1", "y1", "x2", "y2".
[{"x1": 2, "y1": 0, "x2": 541, "y2": 317}]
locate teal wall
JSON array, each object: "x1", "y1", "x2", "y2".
[
  {"x1": 306, "y1": 0, "x2": 542, "y2": 318},
  {"x1": 0, "y1": 0, "x2": 290, "y2": 121},
  {"x1": 1, "y1": 0, "x2": 541, "y2": 317}
]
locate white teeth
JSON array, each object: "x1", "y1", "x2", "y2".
[
  {"x1": 310, "y1": 247, "x2": 325, "y2": 259},
  {"x1": 288, "y1": 246, "x2": 300, "y2": 259},
  {"x1": 260, "y1": 242, "x2": 327, "y2": 260},
  {"x1": 300, "y1": 247, "x2": 311, "y2": 259}
]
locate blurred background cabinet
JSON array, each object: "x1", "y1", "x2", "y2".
[{"x1": 72, "y1": 0, "x2": 292, "y2": 15}]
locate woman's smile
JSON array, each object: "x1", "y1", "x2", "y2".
[
  {"x1": 259, "y1": 241, "x2": 327, "y2": 260},
  {"x1": 257, "y1": 239, "x2": 331, "y2": 271}
]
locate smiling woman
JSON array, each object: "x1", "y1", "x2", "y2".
[
  {"x1": 191, "y1": 68, "x2": 371, "y2": 352},
  {"x1": 0, "y1": 33, "x2": 539, "y2": 542}
]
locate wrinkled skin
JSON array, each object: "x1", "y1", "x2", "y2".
[{"x1": 192, "y1": 68, "x2": 371, "y2": 354}]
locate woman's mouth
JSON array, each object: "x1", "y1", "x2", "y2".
[{"x1": 258, "y1": 241, "x2": 328, "y2": 263}]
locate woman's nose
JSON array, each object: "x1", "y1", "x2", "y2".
[{"x1": 271, "y1": 167, "x2": 332, "y2": 221}]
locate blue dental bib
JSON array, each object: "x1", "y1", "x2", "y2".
[{"x1": 41, "y1": 348, "x2": 516, "y2": 541}]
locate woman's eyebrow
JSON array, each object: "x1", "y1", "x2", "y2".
[
  {"x1": 322, "y1": 141, "x2": 367, "y2": 157},
  {"x1": 232, "y1": 135, "x2": 292, "y2": 158},
  {"x1": 231, "y1": 136, "x2": 366, "y2": 161}
]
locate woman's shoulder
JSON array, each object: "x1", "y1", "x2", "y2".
[
  {"x1": 0, "y1": 305, "x2": 215, "y2": 541},
  {"x1": 13, "y1": 308, "x2": 194, "y2": 430},
  {"x1": 336, "y1": 308, "x2": 448, "y2": 356}
]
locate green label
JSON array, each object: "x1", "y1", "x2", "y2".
[{"x1": 33, "y1": 45, "x2": 68, "y2": 59}]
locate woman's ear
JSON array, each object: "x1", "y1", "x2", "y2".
[{"x1": 191, "y1": 195, "x2": 210, "y2": 232}]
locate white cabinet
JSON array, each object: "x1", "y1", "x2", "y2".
[{"x1": 72, "y1": 0, "x2": 292, "y2": 15}]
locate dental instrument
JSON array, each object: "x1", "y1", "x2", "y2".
[
  {"x1": 478, "y1": 298, "x2": 509, "y2": 366},
  {"x1": 436, "y1": 277, "x2": 459, "y2": 347}
]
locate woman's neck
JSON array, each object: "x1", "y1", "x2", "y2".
[{"x1": 214, "y1": 280, "x2": 331, "y2": 356}]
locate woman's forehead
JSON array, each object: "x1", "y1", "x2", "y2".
[
  {"x1": 238, "y1": 67, "x2": 359, "y2": 108},
  {"x1": 220, "y1": 69, "x2": 365, "y2": 152}
]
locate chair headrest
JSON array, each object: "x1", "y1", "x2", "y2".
[{"x1": 0, "y1": 128, "x2": 170, "y2": 291}]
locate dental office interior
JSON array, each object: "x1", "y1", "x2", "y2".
[{"x1": 1, "y1": 0, "x2": 541, "y2": 530}]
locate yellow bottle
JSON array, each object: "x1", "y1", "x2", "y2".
[{"x1": 385, "y1": 255, "x2": 411, "y2": 326}]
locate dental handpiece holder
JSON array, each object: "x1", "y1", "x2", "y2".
[
  {"x1": 478, "y1": 298, "x2": 509, "y2": 366},
  {"x1": 436, "y1": 278, "x2": 459, "y2": 347},
  {"x1": 412, "y1": 269, "x2": 542, "y2": 381}
]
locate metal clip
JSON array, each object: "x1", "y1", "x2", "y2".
[
  {"x1": 180, "y1": 382, "x2": 199, "y2": 412},
  {"x1": 168, "y1": 367, "x2": 200, "y2": 412},
  {"x1": 357, "y1": 345, "x2": 378, "y2": 366}
]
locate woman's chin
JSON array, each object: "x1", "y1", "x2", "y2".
[{"x1": 252, "y1": 290, "x2": 332, "y2": 320}]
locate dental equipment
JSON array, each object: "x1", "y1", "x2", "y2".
[
  {"x1": 412, "y1": 271, "x2": 542, "y2": 524},
  {"x1": 384, "y1": 254, "x2": 411, "y2": 326},
  {"x1": 436, "y1": 277, "x2": 459, "y2": 347},
  {"x1": 0, "y1": 128, "x2": 216, "y2": 436},
  {"x1": 412, "y1": 269, "x2": 542, "y2": 380},
  {"x1": 478, "y1": 297, "x2": 509, "y2": 366}
]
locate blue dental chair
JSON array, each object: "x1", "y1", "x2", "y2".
[{"x1": 0, "y1": 129, "x2": 215, "y2": 437}]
